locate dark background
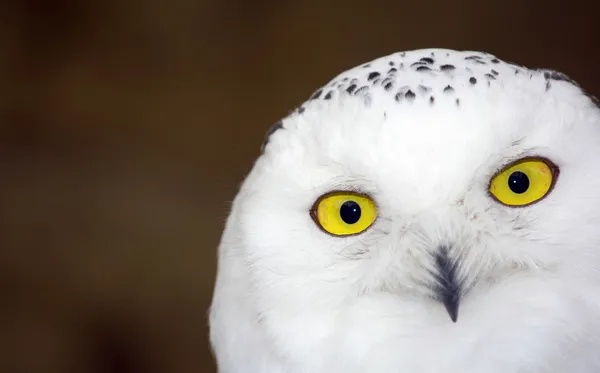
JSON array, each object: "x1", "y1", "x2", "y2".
[{"x1": 1, "y1": 1, "x2": 598, "y2": 372}]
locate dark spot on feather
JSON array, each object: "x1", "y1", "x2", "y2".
[
  {"x1": 543, "y1": 71, "x2": 569, "y2": 81},
  {"x1": 261, "y1": 121, "x2": 283, "y2": 152},
  {"x1": 368, "y1": 72, "x2": 381, "y2": 80}
]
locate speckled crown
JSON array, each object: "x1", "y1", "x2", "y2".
[{"x1": 261, "y1": 48, "x2": 597, "y2": 152}]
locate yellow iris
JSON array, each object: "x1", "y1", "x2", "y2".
[
  {"x1": 311, "y1": 192, "x2": 377, "y2": 236},
  {"x1": 489, "y1": 158, "x2": 557, "y2": 207}
]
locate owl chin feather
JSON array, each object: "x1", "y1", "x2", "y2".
[{"x1": 210, "y1": 48, "x2": 600, "y2": 372}]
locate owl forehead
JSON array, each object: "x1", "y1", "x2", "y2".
[
  {"x1": 260, "y1": 48, "x2": 596, "y2": 155},
  {"x1": 303, "y1": 49, "x2": 524, "y2": 107}
]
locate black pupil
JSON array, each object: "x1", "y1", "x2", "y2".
[
  {"x1": 508, "y1": 171, "x2": 530, "y2": 194},
  {"x1": 340, "y1": 201, "x2": 361, "y2": 224}
]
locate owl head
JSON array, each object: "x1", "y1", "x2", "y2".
[{"x1": 210, "y1": 49, "x2": 600, "y2": 372}]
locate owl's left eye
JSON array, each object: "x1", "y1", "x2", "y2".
[
  {"x1": 310, "y1": 192, "x2": 377, "y2": 236},
  {"x1": 489, "y1": 157, "x2": 558, "y2": 207}
]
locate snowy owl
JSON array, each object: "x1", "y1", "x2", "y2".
[{"x1": 209, "y1": 48, "x2": 600, "y2": 373}]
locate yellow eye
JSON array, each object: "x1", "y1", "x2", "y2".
[
  {"x1": 489, "y1": 158, "x2": 558, "y2": 207},
  {"x1": 311, "y1": 192, "x2": 377, "y2": 236}
]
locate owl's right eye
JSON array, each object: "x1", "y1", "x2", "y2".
[{"x1": 310, "y1": 192, "x2": 377, "y2": 236}]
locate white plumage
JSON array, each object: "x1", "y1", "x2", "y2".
[{"x1": 209, "y1": 48, "x2": 600, "y2": 373}]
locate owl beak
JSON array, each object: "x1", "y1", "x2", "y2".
[
  {"x1": 433, "y1": 246, "x2": 461, "y2": 323},
  {"x1": 442, "y1": 290, "x2": 460, "y2": 323}
]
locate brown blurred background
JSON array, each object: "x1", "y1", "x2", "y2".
[{"x1": 0, "y1": 0, "x2": 598, "y2": 372}]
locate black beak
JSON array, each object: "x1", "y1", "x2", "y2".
[
  {"x1": 441, "y1": 289, "x2": 460, "y2": 323},
  {"x1": 433, "y1": 246, "x2": 461, "y2": 323}
]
